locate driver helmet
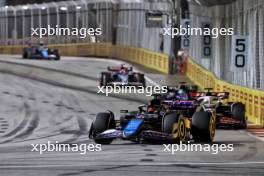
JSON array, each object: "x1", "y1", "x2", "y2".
[
  {"x1": 166, "y1": 91, "x2": 175, "y2": 100},
  {"x1": 175, "y1": 89, "x2": 188, "y2": 100},
  {"x1": 147, "y1": 99, "x2": 161, "y2": 113},
  {"x1": 147, "y1": 106, "x2": 155, "y2": 113},
  {"x1": 119, "y1": 68, "x2": 127, "y2": 74}
]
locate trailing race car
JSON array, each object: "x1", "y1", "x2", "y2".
[
  {"x1": 22, "y1": 43, "x2": 60, "y2": 60},
  {"x1": 154, "y1": 83, "x2": 247, "y2": 129},
  {"x1": 100, "y1": 64, "x2": 145, "y2": 87},
  {"x1": 189, "y1": 89, "x2": 247, "y2": 129},
  {"x1": 89, "y1": 101, "x2": 216, "y2": 144}
]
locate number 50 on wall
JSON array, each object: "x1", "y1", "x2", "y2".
[{"x1": 231, "y1": 35, "x2": 249, "y2": 71}]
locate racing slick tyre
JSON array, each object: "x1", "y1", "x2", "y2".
[
  {"x1": 232, "y1": 103, "x2": 247, "y2": 129},
  {"x1": 138, "y1": 73, "x2": 146, "y2": 88},
  {"x1": 100, "y1": 73, "x2": 111, "y2": 87},
  {"x1": 22, "y1": 51, "x2": 28, "y2": 59},
  {"x1": 90, "y1": 112, "x2": 116, "y2": 144},
  {"x1": 49, "y1": 49, "x2": 60, "y2": 61},
  {"x1": 163, "y1": 113, "x2": 187, "y2": 142},
  {"x1": 54, "y1": 56, "x2": 60, "y2": 61},
  {"x1": 132, "y1": 73, "x2": 145, "y2": 88},
  {"x1": 191, "y1": 111, "x2": 216, "y2": 142}
]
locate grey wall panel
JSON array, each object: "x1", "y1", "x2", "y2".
[{"x1": 189, "y1": 0, "x2": 264, "y2": 89}]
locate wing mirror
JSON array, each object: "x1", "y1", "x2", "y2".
[
  {"x1": 138, "y1": 104, "x2": 147, "y2": 113},
  {"x1": 120, "y1": 110, "x2": 128, "y2": 113}
]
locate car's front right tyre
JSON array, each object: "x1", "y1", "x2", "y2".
[{"x1": 191, "y1": 111, "x2": 216, "y2": 142}]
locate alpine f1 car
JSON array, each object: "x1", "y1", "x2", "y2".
[
  {"x1": 22, "y1": 43, "x2": 60, "y2": 60},
  {"x1": 89, "y1": 100, "x2": 216, "y2": 144},
  {"x1": 100, "y1": 64, "x2": 145, "y2": 87}
]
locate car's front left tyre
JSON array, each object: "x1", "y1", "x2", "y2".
[
  {"x1": 90, "y1": 112, "x2": 116, "y2": 144},
  {"x1": 100, "y1": 73, "x2": 110, "y2": 87},
  {"x1": 163, "y1": 112, "x2": 187, "y2": 142}
]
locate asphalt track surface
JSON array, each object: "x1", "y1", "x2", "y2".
[{"x1": 0, "y1": 55, "x2": 263, "y2": 176}]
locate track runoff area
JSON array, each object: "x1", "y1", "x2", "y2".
[{"x1": 0, "y1": 55, "x2": 263, "y2": 176}]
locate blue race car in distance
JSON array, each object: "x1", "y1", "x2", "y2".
[{"x1": 22, "y1": 43, "x2": 60, "y2": 60}]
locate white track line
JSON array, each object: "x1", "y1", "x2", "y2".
[
  {"x1": 250, "y1": 131, "x2": 264, "y2": 134},
  {"x1": 0, "y1": 161, "x2": 264, "y2": 169},
  {"x1": 240, "y1": 130, "x2": 264, "y2": 142},
  {"x1": 144, "y1": 76, "x2": 160, "y2": 86},
  {"x1": 137, "y1": 161, "x2": 264, "y2": 166}
]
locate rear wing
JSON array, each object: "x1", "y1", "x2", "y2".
[
  {"x1": 107, "y1": 66, "x2": 133, "y2": 72},
  {"x1": 189, "y1": 92, "x2": 229, "y2": 99},
  {"x1": 166, "y1": 84, "x2": 198, "y2": 92}
]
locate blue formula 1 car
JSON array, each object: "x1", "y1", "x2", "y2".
[
  {"x1": 89, "y1": 100, "x2": 216, "y2": 144},
  {"x1": 22, "y1": 43, "x2": 60, "y2": 60},
  {"x1": 99, "y1": 64, "x2": 145, "y2": 87}
]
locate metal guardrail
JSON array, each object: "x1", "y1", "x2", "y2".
[
  {"x1": 110, "y1": 45, "x2": 169, "y2": 73},
  {"x1": 0, "y1": 43, "x2": 170, "y2": 74},
  {"x1": 0, "y1": 43, "x2": 263, "y2": 126}
]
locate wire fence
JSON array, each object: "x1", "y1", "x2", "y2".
[
  {"x1": 0, "y1": 0, "x2": 173, "y2": 55},
  {"x1": 189, "y1": 0, "x2": 264, "y2": 90},
  {"x1": 0, "y1": 0, "x2": 263, "y2": 90}
]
